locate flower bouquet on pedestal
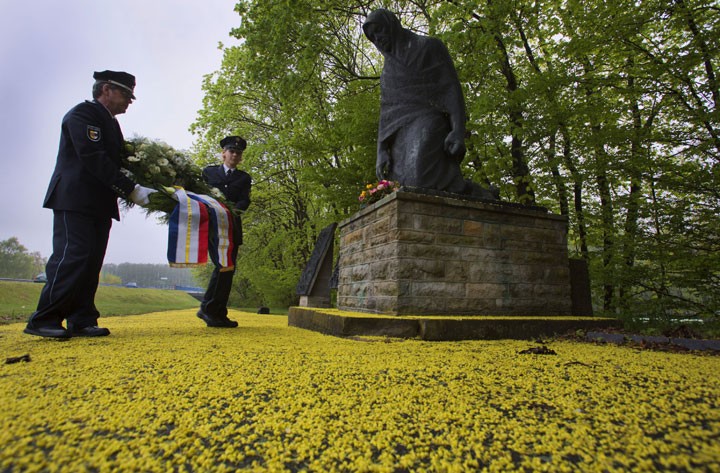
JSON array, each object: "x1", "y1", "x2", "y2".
[{"x1": 358, "y1": 180, "x2": 400, "y2": 208}]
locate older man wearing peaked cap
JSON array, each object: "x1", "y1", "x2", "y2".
[{"x1": 24, "y1": 70, "x2": 157, "y2": 339}]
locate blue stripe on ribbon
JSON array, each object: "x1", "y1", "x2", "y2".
[{"x1": 167, "y1": 202, "x2": 180, "y2": 264}]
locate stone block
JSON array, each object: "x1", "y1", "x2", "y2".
[
  {"x1": 435, "y1": 233, "x2": 483, "y2": 247},
  {"x1": 502, "y1": 238, "x2": 545, "y2": 252},
  {"x1": 468, "y1": 263, "x2": 514, "y2": 282},
  {"x1": 414, "y1": 214, "x2": 464, "y2": 234},
  {"x1": 343, "y1": 228, "x2": 364, "y2": 245},
  {"x1": 411, "y1": 281, "x2": 466, "y2": 298},
  {"x1": 370, "y1": 216, "x2": 391, "y2": 235},
  {"x1": 466, "y1": 283, "x2": 507, "y2": 299},
  {"x1": 396, "y1": 259, "x2": 446, "y2": 280},
  {"x1": 396, "y1": 230, "x2": 435, "y2": 244},
  {"x1": 463, "y1": 220, "x2": 485, "y2": 237},
  {"x1": 444, "y1": 260, "x2": 470, "y2": 280}
]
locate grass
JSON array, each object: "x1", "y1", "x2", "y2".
[
  {"x1": 1, "y1": 310, "x2": 719, "y2": 472},
  {"x1": 0, "y1": 281, "x2": 200, "y2": 324}
]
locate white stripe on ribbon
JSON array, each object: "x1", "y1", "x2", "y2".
[
  {"x1": 187, "y1": 192, "x2": 233, "y2": 269},
  {"x1": 170, "y1": 188, "x2": 206, "y2": 266}
]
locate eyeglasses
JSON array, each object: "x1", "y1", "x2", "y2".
[{"x1": 111, "y1": 85, "x2": 134, "y2": 100}]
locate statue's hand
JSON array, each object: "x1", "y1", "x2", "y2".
[
  {"x1": 376, "y1": 147, "x2": 391, "y2": 180},
  {"x1": 444, "y1": 132, "x2": 467, "y2": 161}
]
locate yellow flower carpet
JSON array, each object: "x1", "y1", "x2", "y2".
[{"x1": 1, "y1": 310, "x2": 718, "y2": 472}]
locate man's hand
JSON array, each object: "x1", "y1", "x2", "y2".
[
  {"x1": 376, "y1": 145, "x2": 391, "y2": 180},
  {"x1": 444, "y1": 130, "x2": 467, "y2": 161},
  {"x1": 161, "y1": 186, "x2": 179, "y2": 202},
  {"x1": 129, "y1": 185, "x2": 158, "y2": 206}
]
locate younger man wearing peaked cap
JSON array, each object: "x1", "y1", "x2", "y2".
[{"x1": 197, "y1": 136, "x2": 252, "y2": 328}]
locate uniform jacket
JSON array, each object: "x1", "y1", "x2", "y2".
[
  {"x1": 43, "y1": 100, "x2": 136, "y2": 221},
  {"x1": 202, "y1": 165, "x2": 251, "y2": 245}
]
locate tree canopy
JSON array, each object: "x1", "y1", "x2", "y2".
[
  {"x1": 0, "y1": 237, "x2": 45, "y2": 280},
  {"x1": 191, "y1": 0, "x2": 719, "y2": 321}
]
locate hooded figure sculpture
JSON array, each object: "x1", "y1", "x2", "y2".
[{"x1": 363, "y1": 8, "x2": 471, "y2": 194}]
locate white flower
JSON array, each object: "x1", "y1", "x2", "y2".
[{"x1": 127, "y1": 155, "x2": 141, "y2": 163}]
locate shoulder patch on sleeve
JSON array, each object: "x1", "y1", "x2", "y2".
[{"x1": 87, "y1": 126, "x2": 101, "y2": 142}]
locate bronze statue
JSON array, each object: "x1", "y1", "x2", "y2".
[{"x1": 363, "y1": 9, "x2": 497, "y2": 199}]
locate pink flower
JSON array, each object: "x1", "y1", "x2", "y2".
[{"x1": 358, "y1": 180, "x2": 399, "y2": 207}]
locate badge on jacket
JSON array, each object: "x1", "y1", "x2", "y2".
[{"x1": 87, "y1": 126, "x2": 101, "y2": 142}]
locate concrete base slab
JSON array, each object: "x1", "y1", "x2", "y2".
[
  {"x1": 587, "y1": 331, "x2": 720, "y2": 352},
  {"x1": 288, "y1": 307, "x2": 622, "y2": 341}
]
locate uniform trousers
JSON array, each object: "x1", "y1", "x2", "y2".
[
  {"x1": 28, "y1": 210, "x2": 112, "y2": 331},
  {"x1": 200, "y1": 226, "x2": 241, "y2": 319}
]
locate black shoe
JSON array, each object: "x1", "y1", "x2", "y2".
[
  {"x1": 24, "y1": 325, "x2": 71, "y2": 339},
  {"x1": 71, "y1": 326, "x2": 111, "y2": 337},
  {"x1": 196, "y1": 310, "x2": 238, "y2": 328}
]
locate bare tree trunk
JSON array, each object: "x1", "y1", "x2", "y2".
[
  {"x1": 546, "y1": 130, "x2": 569, "y2": 216},
  {"x1": 560, "y1": 125, "x2": 589, "y2": 260}
]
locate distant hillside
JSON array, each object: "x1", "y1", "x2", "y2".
[
  {"x1": 0, "y1": 281, "x2": 199, "y2": 324},
  {"x1": 101, "y1": 263, "x2": 201, "y2": 289}
]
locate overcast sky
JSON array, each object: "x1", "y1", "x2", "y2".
[{"x1": 0, "y1": 0, "x2": 239, "y2": 264}]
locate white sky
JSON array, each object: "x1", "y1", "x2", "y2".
[{"x1": 0, "y1": 0, "x2": 239, "y2": 264}]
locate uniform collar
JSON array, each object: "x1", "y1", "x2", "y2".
[{"x1": 93, "y1": 99, "x2": 115, "y2": 118}]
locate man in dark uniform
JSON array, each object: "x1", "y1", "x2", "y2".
[
  {"x1": 197, "y1": 136, "x2": 252, "y2": 328},
  {"x1": 24, "y1": 70, "x2": 157, "y2": 339}
]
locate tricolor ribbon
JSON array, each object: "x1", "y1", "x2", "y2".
[{"x1": 168, "y1": 188, "x2": 235, "y2": 271}]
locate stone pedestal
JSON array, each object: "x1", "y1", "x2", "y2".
[{"x1": 337, "y1": 190, "x2": 573, "y2": 316}]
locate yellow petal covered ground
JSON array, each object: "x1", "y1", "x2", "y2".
[{"x1": 1, "y1": 310, "x2": 719, "y2": 472}]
